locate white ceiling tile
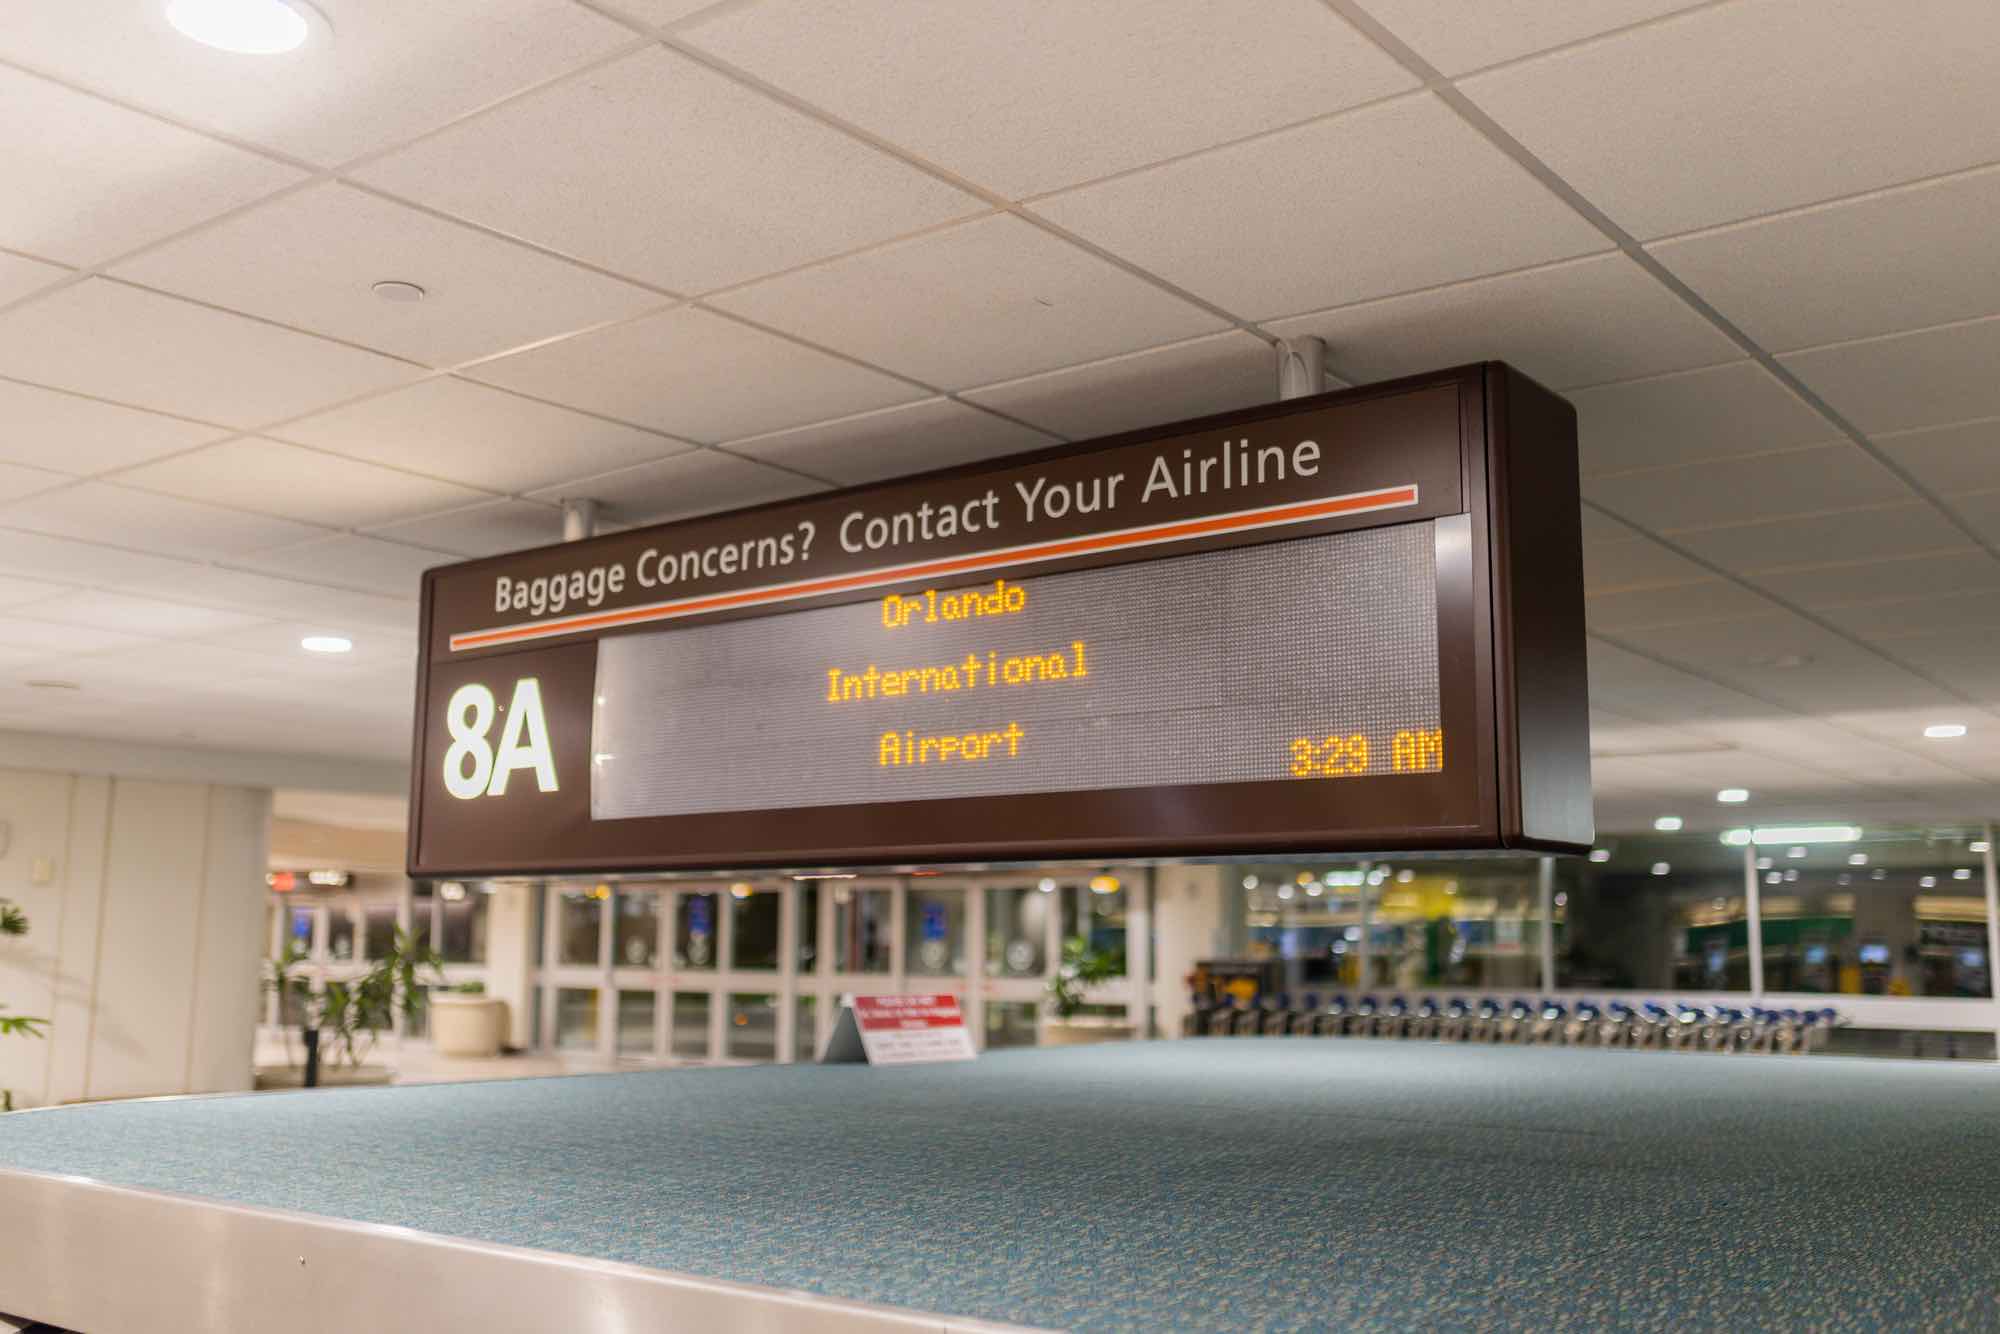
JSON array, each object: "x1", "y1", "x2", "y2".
[
  {"x1": 1033, "y1": 93, "x2": 1607, "y2": 320},
  {"x1": 114, "y1": 438, "x2": 491, "y2": 529},
  {"x1": 1359, "y1": 0, "x2": 1710, "y2": 77},
  {"x1": 1567, "y1": 362, "x2": 1832, "y2": 477},
  {"x1": 1675, "y1": 503, "x2": 1975, "y2": 576},
  {"x1": 0, "y1": 481, "x2": 325, "y2": 559},
  {"x1": 0, "y1": 0, "x2": 637, "y2": 167},
  {"x1": 680, "y1": 0, "x2": 1415, "y2": 198},
  {"x1": 239, "y1": 534, "x2": 455, "y2": 599},
  {"x1": 0, "y1": 528, "x2": 204, "y2": 587},
  {"x1": 0, "y1": 66, "x2": 305, "y2": 267},
  {"x1": 1821, "y1": 588, "x2": 2000, "y2": 643},
  {"x1": 1461, "y1": 0, "x2": 2000, "y2": 238},
  {"x1": 467, "y1": 306, "x2": 926, "y2": 442},
  {"x1": 113, "y1": 183, "x2": 666, "y2": 369},
  {"x1": 730, "y1": 399, "x2": 1056, "y2": 486},
  {"x1": 0, "y1": 252, "x2": 70, "y2": 307},
  {"x1": 527, "y1": 450, "x2": 824, "y2": 526},
  {"x1": 1780, "y1": 316, "x2": 2000, "y2": 437},
  {"x1": 710, "y1": 215, "x2": 1225, "y2": 392},
  {"x1": 1581, "y1": 533, "x2": 1710, "y2": 595},
  {"x1": 1585, "y1": 443, "x2": 1912, "y2": 533},
  {"x1": 0, "y1": 615, "x2": 155, "y2": 656},
  {"x1": 9, "y1": 590, "x2": 266, "y2": 639},
  {"x1": 961, "y1": 332, "x2": 1276, "y2": 441},
  {"x1": 1265, "y1": 253, "x2": 1737, "y2": 392},
  {"x1": 1650, "y1": 166, "x2": 2000, "y2": 354},
  {"x1": 1585, "y1": 579, "x2": 1778, "y2": 632},
  {"x1": 199, "y1": 620, "x2": 417, "y2": 672},
  {"x1": 0, "y1": 280, "x2": 421, "y2": 429},
  {"x1": 1889, "y1": 631, "x2": 2000, "y2": 707},
  {"x1": 0, "y1": 574, "x2": 72, "y2": 608},
  {"x1": 355, "y1": 47, "x2": 980, "y2": 294},
  {"x1": 1873, "y1": 418, "x2": 2000, "y2": 497},
  {"x1": 364, "y1": 499, "x2": 566, "y2": 558},
  {"x1": 0, "y1": 377, "x2": 229, "y2": 476},
  {"x1": 1956, "y1": 489, "x2": 2000, "y2": 548},
  {"x1": 274, "y1": 377, "x2": 689, "y2": 493},
  {"x1": 599, "y1": 0, "x2": 723, "y2": 24},
  {"x1": 1754, "y1": 550, "x2": 2000, "y2": 611},
  {"x1": 110, "y1": 565, "x2": 383, "y2": 618},
  {"x1": 0, "y1": 463, "x2": 68, "y2": 505}
]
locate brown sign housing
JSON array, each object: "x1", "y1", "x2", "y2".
[{"x1": 408, "y1": 363, "x2": 1591, "y2": 876}]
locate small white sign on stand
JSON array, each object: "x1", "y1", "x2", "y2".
[{"x1": 820, "y1": 993, "x2": 977, "y2": 1065}]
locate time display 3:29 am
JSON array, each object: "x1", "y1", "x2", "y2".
[{"x1": 1288, "y1": 728, "x2": 1445, "y2": 778}]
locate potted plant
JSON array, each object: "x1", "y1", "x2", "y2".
[
  {"x1": 1043, "y1": 937, "x2": 1136, "y2": 1046},
  {"x1": 429, "y1": 979, "x2": 509, "y2": 1059},
  {"x1": 1, "y1": 898, "x2": 48, "y2": 1111},
  {"x1": 264, "y1": 928, "x2": 446, "y2": 1087}
]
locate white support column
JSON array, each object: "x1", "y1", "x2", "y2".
[
  {"x1": 815, "y1": 885, "x2": 836, "y2": 1054},
  {"x1": 560, "y1": 498, "x2": 599, "y2": 543},
  {"x1": 596, "y1": 887, "x2": 616, "y2": 1061},
  {"x1": 710, "y1": 893, "x2": 733, "y2": 1060},
  {"x1": 1276, "y1": 335, "x2": 1328, "y2": 401},
  {"x1": 1982, "y1": 823, "x2": 1998, "y2": 1053},
  {"x1": 1744, "y1": 842, "x2": 1764, "y2": 996},
  {"x1": 1125, "y1": 872, "x2": 1153, "y2": 1038},
  {"x1": 539, "y1": 884, "x2": 559, "y2": 1052},
  {"x1": 776, "y1": 885, "x2": 798, "y2": 1063},
  {"x1": 1537, "y1": 857, "x2": 1556, "y2": 995},
  {"x1": 890, "y1": 880, "x2": 909, "y2": 989},
  {"x1": 965, "y1": 881, "x2": 988, "y2": 1049},
  {"x1": 483, "y1": 883, "x2": 540, "y2": 1050},
  {"x1": 1355, "y1": 863, "x2": 1373, "y2": 990}
]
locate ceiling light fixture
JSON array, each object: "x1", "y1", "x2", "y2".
[
  {"x1": 1716, "y1": 788, "x2": 1750, "y2": 804},
  {"x1": 25, "y1": 679, "x2": 81, "y2": 690},
  {"x1": 1650, "y1": 862, "x2": 1671, "y2": 877},
  {"x1": 166, "y1": 0, "x2": 322, "y2": 54},
  {"x1": 1923, "y1": 723, "x2": 1968, "y2": 739},
  {"x1": 301, "y1": 635, "x2": 352, "y2": 654},
  {"x1": 371, "y1": 279, "x2": 426, "y2": 303},
  {"x1": 1848, "y1": 853, "x2": 1869, "y2": 866},
  {"x1": 1588, "y1": 849, "x2": 1610, "y2": 863},
  {"x1": 1721, "y1": 825, "x2": 1861, "y2": 847},
  {"x1": 1653, "y1": 815, "x2": 1683, "y2": 832},
  {"x1": 1971, "y1": 841, "x2": 1991, "y2": 855}
]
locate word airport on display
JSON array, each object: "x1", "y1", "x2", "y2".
[{"x1": 409, "y1": 364, "x2": 1590, "y2": 875}]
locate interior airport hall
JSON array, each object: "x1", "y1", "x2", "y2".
[{"x1": 3, "y1": 2, "x2": 2000, "y2": 1331}]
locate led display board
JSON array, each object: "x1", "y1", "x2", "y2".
[{"x1": 408, "y1": 363, "x2": 1590, "y2": 876}]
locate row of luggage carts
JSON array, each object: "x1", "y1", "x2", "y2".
[{"x1": 1186, "y1": 992, "x2": 1844, "y2": 1054}]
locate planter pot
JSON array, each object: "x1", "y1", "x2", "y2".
[
  {"x1": 430, "y1": 996, "x2": 508, "y2": 1058},
  {"x1": 1043, "y1": 1018, "x2": 1137, "y2": 1046}
]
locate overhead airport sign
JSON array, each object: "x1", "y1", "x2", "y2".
[{"x1": 408, "y1": 363, "x2": 1591, "y2": 876}]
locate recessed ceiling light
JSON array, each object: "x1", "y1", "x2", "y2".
[
  {"x1": 1972, "y1": 841, "x2": 1991, "y2": 855},
  {"x1": 1764, "y1": 871, "x2": 1781, "y2": 885},
  {"x1": 1787, "y1": 846, "x2": 1807, "y2": 859},
  {"x1": 1716, "y1": 788, "x2": 1750, "y2": 804},
  {"x1": 25, "y1": 679, "x2": 80, "y2": 690},
  {"x1": 1587, "y1": 849, "x2": 1610, "y2": 862},
  {"x1": 371, "y1": 279, "x2": 426, "y2": 303},
  {"x1": 1653, "y1": 815, "x2": 1683, "y2": 832},
  {"x1": 1650, "y1": 862, "x2": 1670, "y2": 877},
  {"x1": 1923, "y1": 723, "x2": 1967, "y2": 739},
  {"x1": 1848, "y1": 853, "x2": 1868, "y2": 866},
  {"x1": 301, "y1": 635, "x2": 352, "y2": 654},
  {"x1": 1919, "y1": 875, "x2": 1937, "y2": 888},
  {"x1": 166, "y1": 0, "x2": 321, "y2": 54}
]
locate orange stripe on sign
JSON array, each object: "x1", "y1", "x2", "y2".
[{"x1": 449, "y1": 483, "x2": 1420, "y2": 652}]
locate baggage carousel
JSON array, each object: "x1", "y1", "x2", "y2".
[{"x1": 3, "y1": 1040, "x2": 1997, "y2": 1332}]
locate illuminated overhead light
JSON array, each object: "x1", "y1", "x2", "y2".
[
  {"x1": 167, "y1": 0, "x2": 320, "y2": 53},
  {"x1": 1848, "y1": 853, "x2": 1868, "y2": 866},
  {"x1": 371, "y1": 279, "x2": 426, "y2": 303},
  {"x1": 1277, "y1": 885, "x2": 1294, "y2": 901},
  {"x1": 1305, "y1": 884, "x2": 1323, "y2": 897},
  {"x1": 1396, "y1": 868, "x2": 1414, "y2": 883},
  {"x1": 1837, "y1": 874, "x2": 1852, "y2": 885},
  {"x1": 1088, "y1": 874, "x2": 1119, "y2": 894},
  {"x1": 1587, "y1": 849, "x2": 1610, "y2": 863},
  {"x1": 791, "y1": 872, "x2": 855, "y2": 881},
  {"x1": 1764, "y1": 872, "x2": 1781, "y2": 885},
  {"x1": 1343, "y1": 926, "x2": 1360, "y2": 942},
  {"x1": 1295, "y1": 872, "x2": 1314, "y2": 886},
  {"x1": 1241, "y1": 875, "x2": 1258, "y2": 890},
  {"x1": 439, "y1": 881, "x2": 465, "y2": 901},
  {"x1": 1721, "y1": 825, "x2": 1862, "y2": 847},
  {"x1": 1036, "y1": 878, "x2": 1055, "y2": 894},
  {"x1": 729, "y1": 881, "x2": 753, "y2": 898},
  {"x1": 1755, "y1": 857, "x2": 1773, "y2": 871},
  {"x1": 1653, "y1": 815, "x2": 1683, "y2": 832},
  {"x1": 305, "y1": 868, "x2": 349, "y2": 887},
  {"x1": 1923, "y1": 723, "x2": 1967, "y2": 739},
  {"x1": 1971, "y1": 841, "x2": 1991, "y2": 854},
  {"x1": 1553, "y1": 892, "x2": 1567, "y2": 907},
  {"x1": 1953, "y1": 868, "x2": 1972, "y2": 880},
  {"x1": 301, "y1": 635, "x2": 351, "y2": 654},
  {"x1": 1919, "y1": 875, "x2": 1937, "y2": 888},
  {"x1": 1716, "y1": 788, "x2": 1750, "y2": 804},
  {"x1": 1650, "y1": 862, "x2": 1670, "y2": 876},
  {"x1": 1782, "y1": 869, "x2": 1797, "y2": 882},
  {"x1": 1871, "y1": 869, "x2": 1885, "y2": 880},
  {"x1": 1366, "y1": 867, "x2": 1388, "y2": 885}
]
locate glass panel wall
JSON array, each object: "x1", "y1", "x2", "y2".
[
  {"x1": 986, "y1": 885, "x2": 1050, "y2": 977},
  {"x1": 671, "y1": 992, "x2": 710, "y2": 1058},
  {"x1": 729, "y1": 886, "x2": 781, "y2": 971},
  {"x1": 905, "y1": 886, "x2": 965, "y2": 976},
  {"x1": 832, "y1": 885, "x2": 892, "y2": 973},
  {"x1": 728, "y1": 993, "x2": 779, "y2": 1060},
  {"x1": 614, "y1": 887, "x2": 661, "y2": 969},
  {"x1": 675, "y1": 892, "x2": 718, "y2": 970},
  {"x1": 617, "y1": 990, "x2": 655, "y2": 1056},
  {"x1": 556, "y1": 987, "x2": 599, "y2": 1050},
  {"x1": 557, "y1": 885, "x2": 604, "y2": 967},
  {"x1": 439, "y1": 883, "x2": 489, "y2": 963}
]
